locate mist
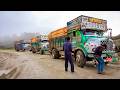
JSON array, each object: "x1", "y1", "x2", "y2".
[{"x1": 0, "y1": 32, "x2": 39, "y2": 49}]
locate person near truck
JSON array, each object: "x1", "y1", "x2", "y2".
[
  {"x1": 94, "y1": 44, "x2": 107, "y2": 74},
  {"x1": 63, "y1": 36, "x2": 74, "y2": 72}
]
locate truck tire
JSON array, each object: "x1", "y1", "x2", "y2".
[
  {"x1": 16, "y1": 49, "x2": 19, "y2": 52},
  {"x1": 52, "y1": 49, "x2": 59, "y2": 59},
  {"x1": 40, "y1": 50, "x2": 44, "y2": 55},
  {"x1": 75, "y1": 50, "x2": 86, "y2": 68},
  {"x1": 32, "y1": 47, "x2": 36, "y2": 53},
  {"x1": 22, "y1": 49, "x2": 25, "y2": 52}
]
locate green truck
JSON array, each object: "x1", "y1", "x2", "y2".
[
  {"x1": 31, "y1": 35, "x2": 49, "y2": 55},
  {"x1": 48, "y1": 15, "x2": 118, "y2": 67}
]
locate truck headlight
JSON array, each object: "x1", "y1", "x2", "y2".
[{"x1": 92, "y1": 48, "x2": 96, "y2": 52}]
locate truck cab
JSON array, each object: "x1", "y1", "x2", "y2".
[
  {"x1": 40, "y1": 39, "x2": 49, "y2": 54},
  {"x1": 30, "y1": 35, "x2": 49, "y2": 54}
]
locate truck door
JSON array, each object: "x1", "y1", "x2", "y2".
[
  {"x1": 68, "y1": 30, "x2": 77, "y2": 49},
  {"x1": 68, "y1": 30, "x2": 81, "y2": 49}
]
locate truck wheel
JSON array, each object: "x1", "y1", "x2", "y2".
[
  {"x1": 76, "y1": 50, "x2": 86, "y2": 68},
  {"x1": 32, "y1": 47, "x2": 36, "y2": 53},
  {"x1": 16, "y1": 49, "x2": 19, "y2": 52},
  {"x1": 52, "y1": 49, "x2": 59, "y2": 59},
  {"x1": 40, "y1": 50, "x2": 44, "y2": 55},
  {"x1": 22, "y1": 49, "x2": 25, "y2": 52}
]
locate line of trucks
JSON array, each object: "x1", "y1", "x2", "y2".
[
  {"x1": 14, "y1": 35, "x2": 49, "y2": 55},
  {"x1": 14, "y1": 15, "x2": 118, "y2": 68}
]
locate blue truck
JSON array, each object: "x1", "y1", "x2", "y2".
[{"x1": 14, "y1": 40, "x2": 25, "y2": 51}]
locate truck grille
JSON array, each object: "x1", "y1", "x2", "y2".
[{"x1": 100, "y1": 40, "x2": 113, "y2": 51}]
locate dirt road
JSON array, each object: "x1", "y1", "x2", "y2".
[{"x1": 0, "y1": 49, "x2": 120, "y2": 79}]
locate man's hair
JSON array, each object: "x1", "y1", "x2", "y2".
[
  {"x1": 66, "y1": 36, "x2": 70, "y2": 41},
  {"x1": 101, "y1": 44, "x2": 107, "y2": 49}
]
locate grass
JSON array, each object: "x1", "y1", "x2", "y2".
[{"x1": 0, "y1": 48, "x2": 14, "y2": 50}]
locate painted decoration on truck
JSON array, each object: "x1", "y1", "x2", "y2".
[
  {"x1": 67, "y1": 16, "x2": 81, "y2": 30},
  {"x1": 40, "y1": 35, "x2": 48, "y2": 40},
  {"x1": 81, "y1": 16, "x2": 107, "y2": 31},
  {"x1": 67, "y1": 15, "x2": 107, "y2": 31}
]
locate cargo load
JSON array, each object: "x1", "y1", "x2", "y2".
[
  {"x1": 48, "y1": 27, "x2": 68, "y2": 40},
  {"x1": 31, "y1": 37, "x2": 38, "y2": 43}
]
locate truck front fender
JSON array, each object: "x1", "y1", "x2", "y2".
[{"x1": 74, "y1": 47, "x2": 87, "y2": 58}]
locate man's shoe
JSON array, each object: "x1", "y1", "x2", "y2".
[
  {"x1": 98, "y1": 72, "x2": 106, "y2": 75},
  {"x1": 71, "y1": 70, "x2": 74, "y2": 73},
  {"x1": 65, "y1": 69, "x2": 68, "y2": 72},
  {"x1": 98, "y1": 72, "x2": 102, "y2": 74}
]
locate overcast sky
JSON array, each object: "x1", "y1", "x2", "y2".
[{"x1": 0, "y1": 11, "x2": 120, "y2": 37}]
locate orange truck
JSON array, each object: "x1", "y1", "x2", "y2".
[
  {"x1": 48, "y1": 27, "x2": 68, "y2": 58},
  {"x1": 30, "y1": 37, "x2": 40, "y2": 53},
  {"x1": 31, "y1": 37, "x2": 38, "y2": 43},
  {"x1": 48, "y1": 27, "x2": 68, "y2": 39}
]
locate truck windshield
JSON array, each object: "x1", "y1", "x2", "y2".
[
  {"x1": 83, "y1": 29, "x2": 103, "y2": 36},
  {"x1": 41, "y1": 40, "x2": 48, "y2": 43}
]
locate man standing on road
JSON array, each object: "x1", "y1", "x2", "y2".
[
  {"x1": 94, "y1": 44, "x2": 107, "y2": 74},
  {"x1": 63, "y1": 37, "x2": 74, "y2": 72}
]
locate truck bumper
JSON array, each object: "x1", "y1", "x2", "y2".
[
  {"x1": 87, "y1": 53, "x2": 119, "y2": 63},
  {"x1": 87, "y1": 53, "x2": 107, "y2": 58}
]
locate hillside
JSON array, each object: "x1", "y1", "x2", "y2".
[
  {"x1": 112, "y1": 34, "x2": 120, "y2": 51},
  {"x1": 112, "y1": 34, "x2": 120, "y2": 40}
]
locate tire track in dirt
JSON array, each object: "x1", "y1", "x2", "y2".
[{"x1": 0, "y1": 50, "x2": 120, "y2": 79}]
